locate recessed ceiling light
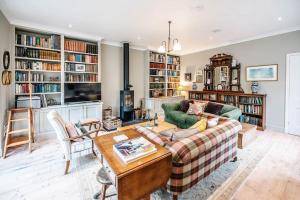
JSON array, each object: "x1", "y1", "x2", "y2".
[
  {"x1": 212, "y1": 29, "x2": 221, "y2": 33},
  {"x1": 68, "y1": 24, "x2": 73, "y2": 28},
  {"x1": 277, "y1": 17, "x2": 282, "y2": 21}
]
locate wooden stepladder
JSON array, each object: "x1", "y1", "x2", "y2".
[{"x1": 3, "y1": 69, "x2": 35, "y2": 158}]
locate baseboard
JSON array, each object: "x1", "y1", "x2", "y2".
[{"x1": 265, "y1": 124, "x2": 285, "y2": 133}]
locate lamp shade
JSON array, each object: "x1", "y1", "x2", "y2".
[
  {"x1": 158, "y1": 45, "x2": 166, "y2": 53},
  {"x1": 173, "y1": 41, "x2": 181, "y2": 51}
]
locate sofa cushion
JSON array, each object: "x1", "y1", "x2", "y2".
[
  {"x1": 204, "y1": 102, "x2": 224, "y2": 115},
  {"x1": 180, "y1": 100, "x2": 193, "y2": 113},
  {"x1": 189, "y1": 118, "x2": 207, "y2": 132},
  {"x1": 65, "y1": 122, "x2": 83, "y2": 142},
  {"x1": 187, "y1": 102, "x2": 206, "y2": 115}
]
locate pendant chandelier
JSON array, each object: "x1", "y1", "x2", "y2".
[{"x1": 158, "y1": 21, "x2": 181, "y2": 53}]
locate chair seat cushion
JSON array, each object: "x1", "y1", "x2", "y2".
[{"x1": 96, "y1": 167, "x2": 113, "y2": 185}]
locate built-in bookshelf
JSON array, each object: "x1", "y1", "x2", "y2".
[
  {"x1": 64, "y1": 37, "x2": 99, "y2": 83},
  {"x1": 188, "y1": 91, "x2": 266, "y2": 130},
  {"x1": 148, "y1": 51, "x2": 181, "y2": 98},
  {"x1": 15, "y1": 28, "x2": 62, "y2": 106},
  {"x1": 14, "y1": 28, "x2": 101, "y2": 107}
]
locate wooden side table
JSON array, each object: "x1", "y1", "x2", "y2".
[
  {"x1": 238, "y1": 123, "x2": 257, "y2": 149},
  {"x1": 94, "y1": 129, "x2": 172, "y2": 200}
]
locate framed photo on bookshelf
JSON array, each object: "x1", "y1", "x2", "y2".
[
  {"x1": 246, "y1": 64, "x2": 278, "y2": 81},
  {"x1": 75, "y1": 64, "x2": 85, "y2": 72}
]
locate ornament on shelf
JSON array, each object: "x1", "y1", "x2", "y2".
[{"x1": 251, "y1": 81, "x2": 259, "y2": 93}]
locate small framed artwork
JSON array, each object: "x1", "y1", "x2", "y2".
[
  {"x1": 76, "y1": 64, "x2": 86, "y2": 72},
  {"x1": 246, "y1": 64, "x2": 278, "y2": 81},
  {"x1": 195, "y1": 67, "x2": 204, "y2": 83},
  {"x1": 185, "y1": 73, "x2": 192, "y2": 82}
]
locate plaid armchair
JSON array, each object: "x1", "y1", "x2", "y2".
[{"x1": 136, "y1": 114, "x2": 242, "y2": 198}]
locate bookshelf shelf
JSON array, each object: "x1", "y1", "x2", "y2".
[
  {"x1": 64, "y1": 50, "x2": 97, "y2": 55},
  {"x1": 16, "y1": 92, "x2": 62, "y2": 95},
  {"x1": 64, "y1": 71, "x2": 98, "y2": 74},
  {"x1": 15, "y1": 44, "x2": 61, "y2": 52},
  {"x1": 15, "y1": 69, "x2": 61, "y2": 73},
  {"x1": 15, "y1": 57, "x2": 61, "y2": 62},
  {"x1": 64, "y1": 61, "x2": 98, "y2": 65}
]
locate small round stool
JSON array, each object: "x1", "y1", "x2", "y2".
[{"x1": 93, "y1": 167, "x2": 116, "y2": 200}]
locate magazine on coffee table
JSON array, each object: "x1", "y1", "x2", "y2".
[{"x1": 113, "y1": 137, "x2": 157, "y2": 163}]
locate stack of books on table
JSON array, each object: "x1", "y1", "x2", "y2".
[{"x1": 113, "y1": 137, "x2": 157, "y2": 163}]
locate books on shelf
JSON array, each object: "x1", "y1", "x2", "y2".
[
  {"x1": 15, "y1": 33, "x2": 60, "y2": 50},
  {"x1": 239, "y1": 104, "x2": 262, "y2": 115},
  {"x1": 15, "y1": 83, "x2": 61, "y2": 94},
  {"x1": 150, "y1": 62, "x2": 165, "y2": 69},
  {"x1": 167, "y1": 70, "x2": 180, "y2": 77},
  {"x1": 239, "y1": 96, "x2": 263, "y2": 105},
  {"x1": 149, "y1": 76, "x2": 165, "y2": 83},
  {"x1": 149, "y1": 83, "x2": 165, "y2": 89},
  {"x1": 16, "y1": 47, "x2": 60, "y2": 60},
  {"x1": 64, "y1": 39, "x2": 97, "y2": 54},
  {"x1": 240, "y1": 115, "x2": 262, "y2": 126},
  {"x1": 64, "y1": 63, "x2": 97, "y2": 73},
  {"x1": 113, "y1": 137, "x2": 157, "y2": 163},
  {"x1": 15, "y1": 60, "x2": 61, "y2": 71},
  {"x1": 65, "y1": 53, "x2": 97, "y2": 63},
  {"x1": 168, "y1": 77, "x2": 180, "y2": 82},
  {"x1": 65, "y1": 74, "x2": 97, "y2": 82},
  {"x1": 220, "y1": 95, "x2": 235, "y2": 103},
  {"x1": 150, "y1": 69, "x2": 166, "y2": 76},
  {"x1": 168, "y1": 83, "x2": 179, "y2": 89},
  {"x1": 167, "y1": 64, "x2": 180, "y2": 70},
  {"x1": 167, "y1": 55, "x2": 180, "y2": 65},
  {"x1": 150, "y1": 52, "x2": 165, "y2": 63}
]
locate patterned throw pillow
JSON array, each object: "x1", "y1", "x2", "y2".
[
  {"x1": 189, "y1": 118, "x2": 207, "y2": 132},
  {"x1": 180, "y1": 100, "x2": 194, "y2": 113},
  {"x1": 187, "y1": 102, "x2": 206, "y2": 115},
  {"x1": 207, "y1": 117, "x2": 219, "y2": 128},
  {"x1": 204, "y1": 102, "x2": 224, "y2": 115},
  {"x1": 65, "y1": 122, "x2": 83, "y2": 142}
]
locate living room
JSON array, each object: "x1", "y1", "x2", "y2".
[{"x1": 0, "y1": 0, "x2": 300, "y2": 200}]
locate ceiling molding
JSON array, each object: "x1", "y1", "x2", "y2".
[
  {"x1": 10, "y1": 19, "x2": 103, "y2": 42},
  {"x1": 182, "y1": 27, "x2": 300, "y2": 56}
]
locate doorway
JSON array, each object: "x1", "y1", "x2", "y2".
[{"x1": 285, "y1": 53, "x2": 300, "y2": 136}]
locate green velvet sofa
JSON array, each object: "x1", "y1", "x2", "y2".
[{"x1": 162, "y1": 102, "x2": 242, "y2": 129}]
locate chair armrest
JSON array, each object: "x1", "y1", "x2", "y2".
[
  {"x1": 63, "y1": 129, "x2": 101, "y2": 141},
  {"x1": 221, "y1": 109, "x2": 242, "y2": 120},
  {"x1": 161, "y1": 103, "x2": 180, "y2": 113}
]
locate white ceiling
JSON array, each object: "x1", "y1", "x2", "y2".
[{"x1": 1, "y1": 0, "x2": 300, "y2": 55}]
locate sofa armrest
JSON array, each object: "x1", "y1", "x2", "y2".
[
  {"x1": 161, "y1": 102, "x2": 181, "y2": 113},
  {"x1": 169, "y1": 120, "x2": 242, "y2": 163},
  {"x1": 221, "y1": 109, "x2": 242, "y2": 120}
]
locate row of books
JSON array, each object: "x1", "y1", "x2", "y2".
[
  {"x1": 150, "y1": 69, "x2": 166, "y2": 76},
  {"x1": 220, "y1": 95, "x2": 235, "y2": 103},
  {"x1": 150, "y1": 63, "x2": 165, "y2": 69},
  {"x1": 65, "y1": 74, "x2": 98, "y2": 82},
  {"x1": 167, "y1": 90, "x2": 176, "y2": 97},
  {"x1": 15, "y1": 61, "x2": 61, "y2": 71},
  {"x1": 150, "y1": 52, "x2": 165, "y2": 63},
  {"x1": 239, "y1": 105, "x2": 263, "y2": 115},
  {"x1": 239, "y1": 97, "x2": 263, "y2": 105},
  {"x1": 16, "y1": 47, "x2": 60, "y2": 60},
  {"x1": 64, "y1": 63, "x2": 98, "y2": 73},
  {"x1": 149, "y1": 76, "x2": 165, "y2": 83},
  {"x1": 167, "y1": 56, "x2": 180, "y2": 65},
  {"x1": 15, "y1": 83, "x2": 60, "y2": 94},
  {"x1": 167, "y1": 64, "x2": 180, "y2": 71},
  {"x1": 149, "y1": 83, "x2": 165, "y2": 89},
  {"x1": 168, "y1": 77, "x2": 180, "y2": 82},
  {"x1": 65, "y1": 54, "x2": 97, "y2": 63},
  {"x1": 240, "y1": 115, "x2": 262, "y2": 126},
  {"x1": 15, "y1": 33, "x2": 60, "y2": 50},
  {"x1": 64, "y1": 39, "x2": 98, "y2": 54},
  {"x1": 167, "y1": 70, "x2": 180, "y2": 76},
  {"x1": 15, "y1": 72, "x2": 60, "y2": 83},
  {"x1": 168, "y1": 83, "x2": 179, "y2": 89}
]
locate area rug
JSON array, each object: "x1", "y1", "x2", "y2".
[{"x1": 0, "y1": 132, "x2": 274, "y2": 200}]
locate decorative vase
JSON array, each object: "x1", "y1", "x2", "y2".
[
  {"x1": 192, "y1": 82, "x2": 197, "y2": 90},
  {"x1": 251, "y1": 81, "x2": 259, "y2": 93}
]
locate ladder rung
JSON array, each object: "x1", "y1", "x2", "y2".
[
  {"x1": 8, "y1": 128, "x2": 29, "y2": 134},
  {"x1": 10, "y1": 118, "x2": 28, "y2": 122}
]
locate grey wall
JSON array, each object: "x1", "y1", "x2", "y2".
[
  {"x1": 0, "y1": 10, "x2": 11, "y2": 154},
  {"x1": 181, "y1": 30, "x2": 300, "y2": 132},
  {"x1": 101, "y1": 44, "x2": 145, "y2": 115}
]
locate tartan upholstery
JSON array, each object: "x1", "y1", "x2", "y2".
[
  {"x1": 70, "y1": 137, "x2": 93, "y2": 159},
  {"x1": 136, "y1": 114, "x2": 242, "y2": 195}
]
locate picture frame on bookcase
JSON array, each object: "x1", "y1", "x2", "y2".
[{"x1": 75, "y1": 64, "x2": 85, "y2": 72}]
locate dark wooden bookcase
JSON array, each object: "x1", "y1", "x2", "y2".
[{"x1": 189, "y1": 90, "x2": 266, "y2": 130}]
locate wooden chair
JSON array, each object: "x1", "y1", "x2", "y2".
[{"x1": 47, "y1": 110, "x2": 101, "y2": 174}]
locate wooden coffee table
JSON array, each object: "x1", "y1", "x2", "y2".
[
  {"x1": 94, "y1": 129, "x2": 172, "y2": 200},
  {"x1": 118, "y1": 119, "x2": 177, "y2": 134}
]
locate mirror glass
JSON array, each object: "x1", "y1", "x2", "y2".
[{"x1": 214, "y1": 66, "x2": 229, "y2": 89}]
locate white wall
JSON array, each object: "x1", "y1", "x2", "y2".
[
  {"x1": 101, "y1": 44, "x2": 145, "y2": 116},
  {"x1": 181, "y1": 30, "x2": 300, "y2": 132},
  {"x1": 0, "y1": 10, "x2": 11, "y2": 155}
]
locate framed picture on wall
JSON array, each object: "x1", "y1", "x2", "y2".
[
  {"x1": 246, "y1": 64, "x2": 278, "y2": 81},
  {"x1": 195, "y1": 67, "x2": 204, "y2": 83},
  {"x1": 185, "y1": 73, "x2": 192, "y2": 82}
]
